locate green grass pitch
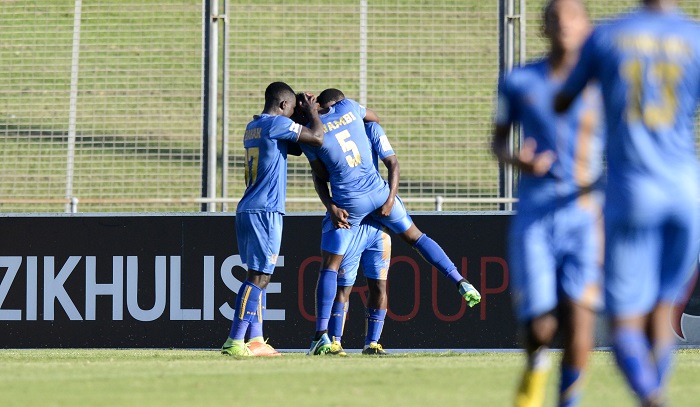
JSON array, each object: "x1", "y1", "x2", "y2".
[{"x1": 1, "y1": 349, "x2": 699, "y2": 406}]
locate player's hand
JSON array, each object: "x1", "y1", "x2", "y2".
[
  {"x1": 516, "y1": 138, "x2": 555, "y2": 177},
  {"x1": 298, "y1": 92, "x2": 320, "y2": 114},
  {"x1": 377, "y1": 197, "x2": 395, "y2": 217},
  {"x1": 330, "y1": 204, "x2": 350, "y2": 229}
]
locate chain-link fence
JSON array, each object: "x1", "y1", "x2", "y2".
[
  {"x1": 1, "y1": 1, "x2": 202, "y2": 212},
  {"x1": 3, "y1": 1, "x2": 700, "y2": 213},
  {"x1": 226, "y1": 0, "x2": 501, "y2": 212}
]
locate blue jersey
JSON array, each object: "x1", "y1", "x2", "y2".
[
  {"x1": 301, "y1": 99, "x2": 386, "y2": 208},
  {"x1": 365, "y1": 122, "x2": 396, "y2": 171},
  {"x1": 561, "y1": 8, "x2": 700, "y2": 219},
  {"x1": 236, "y1": 114, "x2": 302, "y2": 214},
  {"x1": 497, "y1": 59, "x2": 605, "y2": 213}
]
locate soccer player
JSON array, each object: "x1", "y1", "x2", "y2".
[
  {"x1": 220, "y1": 81, "x2": 324, "y2": 357},
  {"x1": 555, "y1": 1, "x2": 700, "y2": 405},
  {"x1": 493, "y1": 1, "x2": 603, "y2": 406},
  {"x1": 303, "y1": 90, "x2": 481, "y2": 355},
  {"x1": 327, "y1": 217, "x2": 392, "y2": 356}
]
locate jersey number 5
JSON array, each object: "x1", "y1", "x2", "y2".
[
  {"x1": 622, "y1": 59, "x2": 681, "y2": 129},
  {"x1": 335, "y1": 129, "x2": 362, "y2": 168},
  {"x1": 244, "y1": 147, "x2": 259, "y2": 187}
]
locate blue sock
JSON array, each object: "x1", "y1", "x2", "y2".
[
  {"x1": 248, "y1": 288, "x2": 266, "y2": 339},
  {"x1": 413, "y1": 234, "x2": 462, "y2": 284},
  {"x1": 328, "y1": 301, "x2": 348, "y2": 343},
  {"x1": 228, "y1": 281, "x2": 262, "y2": 340},
  {"x1": 653, "y1": 342, "x2": 674, "y2": 389},
  {"x1": 315, "y1": 269, "x2": 338, "y2": 335},
  {"x1": 612, "y1": 327, "x2": 659, "y2": 400},
  {"x1": 559, "y1": 365, "x2": 583, "y2": 407},
  {"x1": 365, "y1": 308, "x2": 387, "y2": 346}
]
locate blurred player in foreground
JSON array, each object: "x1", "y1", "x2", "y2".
[
  {"x1": 493, "y1": 1, "x2": 603, "y2": 406},
  {"x1": 301, "y1": 91, "x2": 481, "y2": 355},
  {"x1": 555, "y1": 1, "x2": 700, "y2": 405},
  {"x1": 220, "y1": 82, "x2": 324, "y2": 357}
]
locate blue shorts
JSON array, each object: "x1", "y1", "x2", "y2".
[
  {"x1": 235, "y1": 211, "x2": 283, "y2": 274},
  {"x1": 337, "y1": 219, "x2": 391, "y2": 286},
  {"x1": 321, "y1": 193, "x2": 413, "y2": 255},
  {"x1": 604, "y1": 190, "x2": 700, "y2": 317},
  {"x1": 509, "y1": 200, "x2": 603, "y2": 322}
]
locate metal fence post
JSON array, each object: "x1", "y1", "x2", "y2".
[
  {"x1": 221, "y1": 0, "x2": 230, "y2": 212},
  {"x1": 65, "y1": 0, "x2": 83, "y2": 213}
]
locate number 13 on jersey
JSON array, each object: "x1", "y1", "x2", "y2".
[{"x1": 335, "y1": 129, "x2": 362, "y2": 167}]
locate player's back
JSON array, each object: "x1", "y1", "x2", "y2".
[
  {"x1": 590, "y1": 9, "x2": 700, "y2": 190},
  {"x1": 304, "y1": 99, "x2": 385, "y2": 206},
  {"x1": 365, "y1": 122, "x2": 396, "y2": 172},
  {"x1": 237, "y1": 114, "x2": 299, "y2": 214}
]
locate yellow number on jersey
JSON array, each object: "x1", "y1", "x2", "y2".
[
  {"x1": 335, "y1": 129, "x2": 362, "y2": 168},
  {"x1": 622, "y1": 59, "x2": 682, "y2": 129},
  {"x1": 244, "y1": 147, "x2": 259, "y2": 187}
]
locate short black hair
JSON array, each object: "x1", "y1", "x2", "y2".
[
  {"x1": 318, "y1": 88, "x2": 345, "y2": 107},
  {"x1": 265, "y1": 81, "x2": 296, "y2": 106}
]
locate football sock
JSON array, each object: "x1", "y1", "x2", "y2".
[
  {"x1": 515, "y1": 346, "x2": 551, "y2": 407},
  {"x1": 612, "y1": 327, "x2": 659, "y2": 400},
  {"x1": 652, "y1": 342, "x2": 674, "y2": 389},
  {"x1": 228, "y1": 281, "x2": 262, "y2": 341},
  {"x1": 413, "y1": 233, "x2": 462, "y2": 284},
  {"x1": 558, "y1": 365, "x2": 583, "y2": 407},
  {"x1": 247, "y1": 289, "x2": 266, "y2": 339},
  {"x1": 328, "y1": 301, "x2": 349, "y2": 343},
  {"x1": 315, "y1": 269, "x2": 338, "y2": 338},
  {"x1": 365, "y1": 308, "x2": 387, "y2": 346}
]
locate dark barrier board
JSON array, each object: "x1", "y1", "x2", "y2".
[
  {"x1": 2, "y1": 213, "x2": 698, "y2": 349},
  {"x1": 0, "y1": 213, "x2": 516, "y2": 349}
]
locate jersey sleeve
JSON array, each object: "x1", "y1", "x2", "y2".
[
  {"x1": 365, "y1": 122, "x2": 395, "y2": 160},
  {"x1": 344, "y1": 98, "x2": 367, "y2": 119},
  {"x1": 494, "y1": 75, "x2": 518, "y2": 126},
  {"x1": 269, "y1": 115, "x2": 302, "y2": 142},
  {"x1": 560, "y1": 29, "x2": 600, "y2": 100}
]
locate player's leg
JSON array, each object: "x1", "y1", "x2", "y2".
[
  {"x1": 556, "y1": 208, "x2": 602, "y2": 407},
  {"x1": 223, "y1": 212, "x2": 281, "y2": 357},
  {"x1": 328, "y1": 286, "x2": 352, "y2": 356},
  {"x1": 648, "y1": 215, "x2": 700, "y2": 398},
  {"x1": 374, "y1": 196, "x2": 481, "y2": 306},
  {"x1": 328, "y1": 223, "x2": 365, "y2": 350},
  {"x1": 309, "y1": 221, "x2": 355, "y2": 355},
  {"x1": 606, "y1": 220, "x2": 662, "y2": 404},
  {"x1": 558, "y1": 300, "x2": 595, "y2": 407},
  {"x1": 359, "y1": 226, "x2": 390, "y2": 355},
  {"x1": 246, "y1": 286, "x2": 282, "y2": 356},
  {"x1": 362, "y1": 278, "x2": 389, "y2": 355},
  {"x1": 510, "y1": 215, "x2": 557, "y2": 407},
  {"x1": 308, "y1": 250, "x2": 344, "y2": 354}
]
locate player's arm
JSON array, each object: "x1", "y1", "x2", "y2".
[
  {"x1": 492, "y1": 79, "x2": 554, "y2": 176},
  {"x1": 363, "y1": 108, "x2": 380, "y2": 124},
  {"x1": 378, "y1": 155, "x2": 399, "y2": 216},
  {"x1": 492, "y1": 125, "x2": 554, "y2": 177},
  {"x1": 308, "y1": 159, "x2": 350, "y2": 229},
  {"x1": 297, "y1": 93, "x2": 324, "y2": 146}
]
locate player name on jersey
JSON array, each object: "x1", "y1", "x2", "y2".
[{"x1": 322, "y1": 111, "x2": 358, "y2": 133}]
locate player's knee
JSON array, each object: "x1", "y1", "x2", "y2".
[
  {"x1": 367, "y1": 279, "x2": 386, "y2": 295},
  {"x1": 527, "y1": 312, "x2": 558, "y2": 347},
  {"x1": 401, "y1": 225, "x2": 423, "y2": 245}
]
